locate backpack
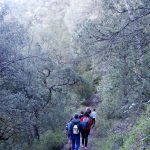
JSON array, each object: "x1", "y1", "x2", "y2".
[
  {"x1": 82, "y1": 117, "x2": 90, "y2": 130},
  {"x1": 73, "y1": 124, "x2": 79, "y2": 134}
]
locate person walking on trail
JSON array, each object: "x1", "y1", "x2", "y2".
[
  {"x1": 68, "y1": 114, "x2": 82, "y2": 150},
  {"x1": 66, "y1": 118, "x2": 73, "y2": 150},
  {"x1": 79, "y1": 110, "x2": 84, "y2": 119},
  {"x1": 86, "y1": 107, "x2": 91, "y2": 115},
  {"x1": 86, "y1": 108, "x2": 93, "y2": 121},
  {"x1": 80, "y1": 111, "x2": 92, "y2": 149},
  {"x1": 91, "y1": 109, "x2": 97, "y2": 127},
  {"x1": 86, "y1": 108, "x2": 94, "y2": 128}
]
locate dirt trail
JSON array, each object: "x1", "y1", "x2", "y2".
[
  {"x1": 61, "y1": 94, "x2": 100, "y2": 150},
  {"x1": 85, "y1": 128, "x2": 97, "y2": 150}
]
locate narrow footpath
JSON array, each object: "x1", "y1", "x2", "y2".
[
  {"x1": 61, "y1": 94, "x2": 100, "y2": 150},
  {"x1": 61, "y1": 122, "x2": 97, "y2": 150}
]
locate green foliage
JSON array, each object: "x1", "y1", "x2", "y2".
[
  {"x1": 146, "y1": 91, "x2": 150, "y2": 98},
  {"x1": 74, "y1": 79, "x2": 95, "y2": 103},
  {"x1": 96, "y1": 115, "x2": 112, "y2": 137},
  {"x1": 95, "y1": 103, "x2": 113, "y2": 137},
  {"x1": 85, "y1": 64, "x2": 93, "y2": 72},
  {"x1": 109, "y1": 135, "x2": 124, "y2": 150},
  {"x1": 93, "y1": 132, "x2": 124, "y2": 150},
  {"x1": 24, "y1": 130, "x2": 65, "y2": 150},
  {"x1": 93, "y1": 76, "x2": 101, "y2": 86},
  {"x1": 94, "y1": 105, "x2": 150, "y2": 150},
  {"x1": 0, "y1": 0, "x2": 150, "y2": 149},
  {"x1": 99, "y1": 70, "x2": 125, "y2": 119},
  {"x1": 121, "y1": 105, "x2": 150, "y2": 150}
]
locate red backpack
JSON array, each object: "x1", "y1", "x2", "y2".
[{"x1": 80, "y1": 116, "x2": 92, "y2": 130}]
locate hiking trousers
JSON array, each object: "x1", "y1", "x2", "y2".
[
  {"x1": 81, "y1": 130, "x2": 90, "y2": 147},
  {"x1": 71, "y1": 134, "x2": 80, "y2": 150},
  {"x1": 92, "y1": 118, "x2": 96, "y2": 126}
]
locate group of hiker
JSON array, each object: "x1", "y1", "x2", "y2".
[{"x1": 65, "y1": 108, "x2": 97, "y2": 150}]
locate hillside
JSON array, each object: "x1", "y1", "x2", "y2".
[{"x1": 0, "y1": 0, "x2": 150, "y2": 150}]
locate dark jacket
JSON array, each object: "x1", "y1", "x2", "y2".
[
  {"x1": 66, "y1": 121, "x2": 72, "y2": 131},
  {"x1": 68, "y1": 118, "x2": 82, "y2": 137}
]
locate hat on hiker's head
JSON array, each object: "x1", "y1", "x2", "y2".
[{"x1": 74, "y1": 114, "x2": 79, "y2": 119}]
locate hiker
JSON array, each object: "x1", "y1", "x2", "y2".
[
  {"x1": 79, "y1": 110, "x2": 84, "y2": 119},
  {"x1": 68, "y1": 114, "x2": 82, "y2": 150},
  {"x1": 91, "y1": 109, "x2": 97, "y2": 126},
  {"x1": 80, "y1": 111, "x2": 92, "y2": 149},
  {"x1": 66, "y1": 118, "x2": 73, "y2": 150},
  {"x1": 86, "y1": 108, "x2": 93, "y2": 127},
  {"x1": 86, "y1": 107, "x2": 91, "y2": 115}
]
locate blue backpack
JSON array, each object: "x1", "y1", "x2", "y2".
[{"x1": 82, "y1": 117, "x2": 90, "y2": 130}]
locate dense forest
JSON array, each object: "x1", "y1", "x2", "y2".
[{"x1": 0, "y1": 0, "x2": 150, "y2": 150}]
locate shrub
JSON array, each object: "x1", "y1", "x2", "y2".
[
  {"x1": 24, "y1": 130, "x2": 65, "y2": 150},
  {"x1": 121, "y1": 105, "x2": 150, "y2": 150},
  {"x1": 74, "y1": 80, "x2": 95, "y2": 104}
]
